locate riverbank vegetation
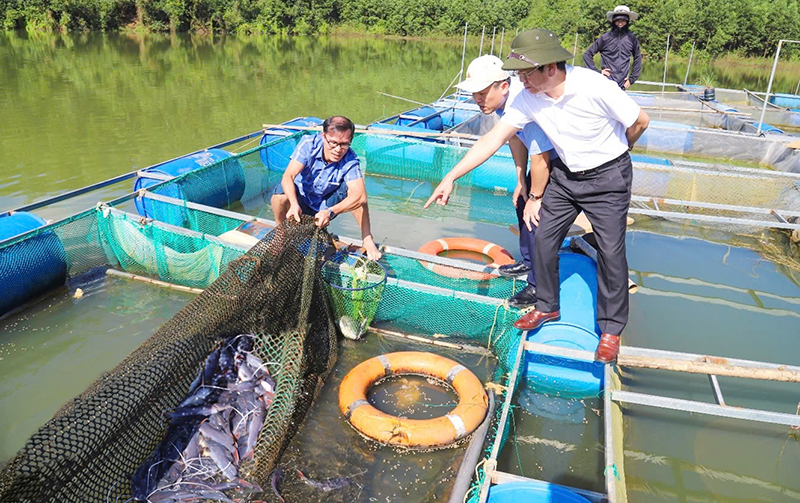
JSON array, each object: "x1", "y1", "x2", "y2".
[{"x1": 3, "y1": 0, "x2": 800, "y2": 59}]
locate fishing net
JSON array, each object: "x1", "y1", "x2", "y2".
[
  {"x1": 0, "y1": 217, "x2": 339, "y2": 502},
  {"x1": 321, "y1": 251, "x2": 387, "y2": 340}
]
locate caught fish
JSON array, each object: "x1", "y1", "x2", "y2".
[
  {"x1": 133, "y1": 333, "x2": 275, "y2": 501},
  {"x1": 199, "y1": 421, "x2": 238, "y2": 463},
  {"x1": 202, "y1": 347, "x2": 221, "y2": 384},
  {"x1": 270, "y1": 468, "x2": 285, "y2": 503},
  {"x1": 338, "y1": 314, "x2": 368, "y2": 340},
  {"x1": 295, "y1": 469, "x2": 353, "y2": 492},
  {"x1": 202, "y1": 437, "x2": 238, "y2": 481},
  {"x1": 168, "y1": 402, "x2": 230, "y2": 420},
  {"x1": 241, "y1": 399, "x2": 265, "y2": 462}
]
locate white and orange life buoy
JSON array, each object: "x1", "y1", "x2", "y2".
[
  {"x1": 339, "y1": 351, "x2": 488, "y2": 448},
  {"x1": 417, "y1": 237, "x2": 514, "y2": 281}
]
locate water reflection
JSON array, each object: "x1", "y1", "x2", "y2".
[{"x1": 0, "y1": 272, "x2": 192, "y2": 462}]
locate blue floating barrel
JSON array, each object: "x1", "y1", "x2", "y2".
[
  {"x1": 260, "y1": 117, "x2": 324, "y2": 171},
  {"x1": 134, "y1": 149, "x2": 246, "y2": 226},
  {"x1": 468, "y1": 145, "x2": 516, "y2": 193},
  {"x1": 395, "y1": 106, "x2": 445, "y2": 131},
  {"x1": 487, "y1": 481, "x2": 591, "y2": 503},
  {"x1": 0, "y1": 212, "x2": 68, "y2": 316},
  {"x1": 525, "y1": 253, "x2": 604, "y2": 399}
]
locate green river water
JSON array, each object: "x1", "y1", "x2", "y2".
[{"x1": 2, "y1": 31, "x2": 800, "y2": 502}]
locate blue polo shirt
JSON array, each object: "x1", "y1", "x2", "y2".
[{"x1": 289, "y1": 133, "x2": 363, "y2": 212}]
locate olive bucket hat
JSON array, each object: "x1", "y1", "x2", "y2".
[{"x1": 502, "y1": 29, "x2": 574, "y2": 71}]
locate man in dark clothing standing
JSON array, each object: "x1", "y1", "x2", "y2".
[{"x1": 583, "y1": 5, "x2": 642, "y2": 90}]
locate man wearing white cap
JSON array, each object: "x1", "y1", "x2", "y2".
[
  {"x1": 583, "y1": 5, "x2": 642, "y2": 90},
  {"x1": 426, "y1": 29, "x2": 650, "y2": 363},
  {"x1": 455, "y1": 55, "x2": 556, "y2": 309}
]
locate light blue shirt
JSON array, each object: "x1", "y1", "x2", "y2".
[{"x1": 290, "y1": 133, "x2": 363, "y2": 212}]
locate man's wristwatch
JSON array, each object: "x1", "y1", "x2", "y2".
[
  {"x1": 328, "y1": 209, "x2": 336, "y2": 220},
  {"x1": 528, "y1": 192, "x2": 544, "y2": 201}
]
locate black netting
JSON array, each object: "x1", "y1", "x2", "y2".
[{"x1": 0, "y1": 218, "x2": 338, "y2": 502}]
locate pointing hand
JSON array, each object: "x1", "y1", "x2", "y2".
[{"x1": 424, "y1": 179, "x2": 454, "y2": 209}]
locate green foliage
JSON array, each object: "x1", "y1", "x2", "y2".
[{"x1": 1, "y1": 0, "x2": 799, "y2": 61}]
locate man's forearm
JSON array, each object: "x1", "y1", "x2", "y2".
[
  {"x1": 328, "y1": 193, "x2": 364, "y2": 216},
  {"x1": 529, "y1": 152, "x2": 550, "y2": 196},
  {"x1": 444, "y1": 123, "x2": 518, "y2": 183},
  {"x1": 282, "y1": 173, "x2": 301, "y2": 207},
  {"x1": 626, "y1": 110, "x2": 650, "y2": 149}
]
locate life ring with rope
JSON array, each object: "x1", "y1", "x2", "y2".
[{"x1": 339, "y1": 351, "x2": 488, "y2": 448}]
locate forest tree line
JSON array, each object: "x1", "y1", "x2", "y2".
[{"x1": 3, "y1": 0, "x2": 800, "y2": 59}]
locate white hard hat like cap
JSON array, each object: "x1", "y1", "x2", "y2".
[{"x1": 455, "y1": 55, "x2": 510, "y2": 93}]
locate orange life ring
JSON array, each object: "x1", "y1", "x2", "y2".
[
  {"x1": 339, "y1": 351, "x2": 488, "y2": 448},
  {"x1": 417, "y1": 237, "x2": 515, "y2": 281}
]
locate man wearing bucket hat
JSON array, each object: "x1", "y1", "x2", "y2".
[
  {"x1": 424, "y1": 29, "x2": 649, "y2": 363},
  {"x1": 455, "y1": 54, "x2": 558, "y2": 309},
  {"x1": 583, "y1": 5, "x2": 642, "y2": 90}
]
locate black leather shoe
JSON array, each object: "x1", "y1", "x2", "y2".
[
  {"x1": 508, "y1": 284, "x2": 537, "y2": 309},
  {"x1": 498, "y1": 261, "x2": 531, "y2": 278}
]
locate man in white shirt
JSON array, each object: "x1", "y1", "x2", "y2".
[
  {"x1": 454, "y1": 55, "x2": 556, "y2": 309},
  {"x1": 425, "y1": 29, "x2": 649, "y2": 363}
]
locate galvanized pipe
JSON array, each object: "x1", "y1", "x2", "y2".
[{"x1": 447, "y1": 390, "x2": 496, "y2": 503}]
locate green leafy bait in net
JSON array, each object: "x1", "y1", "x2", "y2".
[{"x1": 321, "y1": 252, "x2": 386, "y2": 341}]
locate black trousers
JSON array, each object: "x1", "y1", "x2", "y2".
[
  {"x1": 514, "y1": 173, "x2": 536, "y2": 287},
  {"x1": 533, "y1": 152, "x2": 632, "y2": 336}
]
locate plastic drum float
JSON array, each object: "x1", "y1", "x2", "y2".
[
  {"x1": 417, "y1": 238, "x2": 514, "y2": 281},
  {"x1": 339, "y1": 351, "x2": 488, "y2": 448},
  {"x1": 0, "y1": 211, "x2": 67, "y2": 316},
  {"x1": 524, "y1": 252, "x2": 604, "y2": 398},
  {"x1": 134, "y1": 148, "x2": 246, "y2": 226}
]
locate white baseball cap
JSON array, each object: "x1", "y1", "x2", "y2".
[{"x1": 455, "y1": 55, "x2": 510, "y2": 93}]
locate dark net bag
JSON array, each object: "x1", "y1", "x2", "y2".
[{"x1": 0, "y1": 218, "x2": 338, "y2": 502}]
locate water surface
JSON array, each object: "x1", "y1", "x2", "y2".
[
  {"x1": 2, "y1": 31, "x2": 800, "y2": 502},
  {"x1": 0, "y1": 271, "x2": 193, "y2": 461}
]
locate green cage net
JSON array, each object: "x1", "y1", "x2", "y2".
[
  {"x1": 321, "y1": 251, "x2": 387, "y2": 341},
  {"x1": 0, "y1": 217, "x2": 339, "y2": 502}
]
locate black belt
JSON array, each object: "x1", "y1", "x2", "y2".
[{"x1": 552, "y1": 151, "x2": 628, "y2": 180}]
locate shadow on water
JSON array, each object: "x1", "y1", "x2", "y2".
[{"x1": 497, "y1": 388, "x2": 606, "y2": 494}]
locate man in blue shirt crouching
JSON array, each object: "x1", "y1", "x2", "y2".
[{"x1": 271, "y1": 115, "x2": 382, "y2": 261}]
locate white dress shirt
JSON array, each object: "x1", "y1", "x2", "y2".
[{"x1": 500, "y1": 66, "x2": 640, "y2": 172}]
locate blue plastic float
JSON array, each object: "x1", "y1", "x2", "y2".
[
  {"x1": 769, "y1": 93, "x2": 800, "y2": 110},
  {"x1": 524, "y1": 252, "x2": 604, "y2": 399},
  {"x1": 135, "y1": 148, "x2": 246, "y2": 226},
  {"x1": 0, "y1": 212, "x2": 67, "y2": 316},
  {"x1": 260, "y1": 116, "x2": 324, "y2": 170},
  {"x1": 487, "y1": 480, "x2": 591, "y2": 503}
]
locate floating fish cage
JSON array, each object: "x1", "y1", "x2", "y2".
[{"x1": 3, "y1": 124, "x2": 800, "y2": 502}]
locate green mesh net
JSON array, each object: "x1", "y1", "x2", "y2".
[
  {"x1": 321, "y1": 251, "x2": 387, "y2": 341},
  {"x1": 0, "y1": 218, "x2": 339, "y2": 502}
]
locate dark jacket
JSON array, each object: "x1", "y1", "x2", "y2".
[{"x1": 583, "y1": 25, "x2": 642, "y2": 89}]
